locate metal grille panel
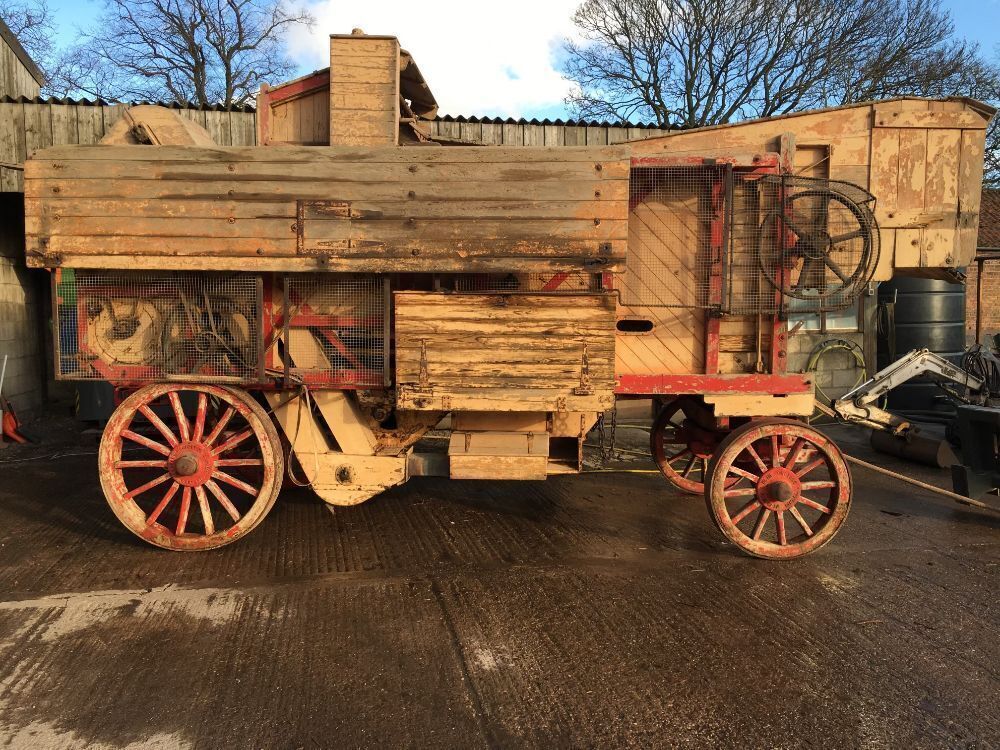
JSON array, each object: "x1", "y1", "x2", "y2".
[
  {"x1": 55, "y1": 270, "x2": 262, "y2": 381},
  {"x1": 626, "y1": 168, "x2": 878, "y2": 315},
  {"x1": 284, "y1": 274, "x2": 387, "y2": 387}
]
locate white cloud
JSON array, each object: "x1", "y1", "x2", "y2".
[{"x1": 286, "y1": 0, "x2": 583, "y2": 118}]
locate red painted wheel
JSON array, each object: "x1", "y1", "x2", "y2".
[
  {"x1": 99, "y1": 384, "x2": 284, "y2": 551},
  {"x1": 705, "y1": 419, "x2": 851, "y2": 559},
  {"x1": 650, "y1": 398, "x2": 731, "y2": 495}
]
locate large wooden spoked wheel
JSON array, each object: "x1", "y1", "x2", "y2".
[
  {"x1": 650, "y1": 398, "x2": 729, "y2": 495},
  {"x1": 705, "y1": 419, "x2": 851, "y2": 559},
  {"x1": 99, "y1": 384, "x2": 284, "y2": 551}
]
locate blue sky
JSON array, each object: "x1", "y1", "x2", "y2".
[{"x1": 36, "y1": 0, "x2": 1000, "y2": 119}]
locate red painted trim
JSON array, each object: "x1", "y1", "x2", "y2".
[
  {"x1": 615, "y1": 373, "x2": 813, "y2": 396},
  {"x1": 541, "y1": 272, "x2": 570, "y2": 292},
  {"x1": 705, "y1": 172, "x2": 725, "y2": 374},
  {"x1": 267, "y1": 70, "x2": 330, "y2": 104},
  {"x1": 257, "y1": 83, "x2": 271, "y2": 145}
]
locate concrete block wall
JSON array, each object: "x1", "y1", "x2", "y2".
[
  {"x1": 786, "y1": 330, "x2": 867, "y2": 402},
  {"x1": 0, "y1": 192, "x2": 45, "y2": 417}
]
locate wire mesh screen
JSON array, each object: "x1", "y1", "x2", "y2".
[
  {"x1": 284, "y1": 274, "x2": 387, "y2": 387},
  {"x1": 625, "y1": 168, "x2": 878, "y2": 315},
  {"x1": 55, "y1": 270, "x2": 262, "y2": 381},
  {"x1": 454, "y1": 272, "x2": 601, "y2": 294},
  {"x1": 625, "y1": 166, "x2": 725, "y2": 309},
  {"x1": 751, "y1": 175, "x2": 879, "y2": 314}
]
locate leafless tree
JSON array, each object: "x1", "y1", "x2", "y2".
[
  {"x1": 48, "y1": 0, "x2": 313, "y2": 106},
  {"x1": 563, "y1": 0, "x2": 993, "y2": 129}
]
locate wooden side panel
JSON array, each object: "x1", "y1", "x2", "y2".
[
  {"x1": 330, "y1": 35, "x2": 399, "y2": 146},
  {"x1": 24, "y1": 145, "x2": 629, "y2": 272},
  {"x1": 394, "y1": 292, "x2": 616, "y2": 412},
  {"x1": 270, "y1": 89, "x2": 330, "y2": 146},
  {"x1": 0, "y1": 37, "x2": 41, "y2": 99},
  {"x1": 868, "y1": 99, "x2": 988, "y2": 274},
  {"x1": 617, "y1": 184, "x2": 706, "y2": 377},
  {"x1": 630, "y1": 97, "x2": 993, "y2": 278}
]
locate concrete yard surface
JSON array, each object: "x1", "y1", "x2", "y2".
[{"x1": 0, "y1": 423, "x2": 997, "y2": 748}]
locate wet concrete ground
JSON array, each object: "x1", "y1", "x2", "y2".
[{"x1": 0, "y1": 422, "x2": 997, "y2": 748}]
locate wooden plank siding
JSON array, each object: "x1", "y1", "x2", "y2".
[
  {"x1": 394, "y1": 292, "x2": 616, "y2": 412},
  {"x1": 424, "y1": 118, "x2": 670, "y2": 147},
  {"x1": 0, "y1": 102, "x2": 256, "y2": 191},
  {"x1": 629, "y1": 96, "x2": 993, "y2": 277},
  {"x1": 0, "y1": 22, "x2": 43, "y2": 100},
  {"x1": 24, "y1": 145, "x2": 630, "y2": 272},
  {"x1": 329, "y1": 35, "x2": 399, "y2": 146}
]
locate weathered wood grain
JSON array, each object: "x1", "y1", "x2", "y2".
[{"x1": 395, "y1": 292, "x2": 616, "y2": 412}]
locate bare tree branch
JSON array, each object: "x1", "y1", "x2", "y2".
[{"x1": 46, "y1": 0, "x2": 313, "y2": 106}]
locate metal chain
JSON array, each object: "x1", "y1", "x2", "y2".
[{"x1": 596, "y1": 406, "x2": 618, "y2": 465}]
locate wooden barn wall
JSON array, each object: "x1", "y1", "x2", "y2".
[
  {"x1": 0, "y1": 102, "x2": 257, "y2": 192},
  {"x1": 0, "y1": 39, "x2": 41, "y2": 101},
  {"x1": 425, "y1": 119, "x2": 669, "y2": 146}
]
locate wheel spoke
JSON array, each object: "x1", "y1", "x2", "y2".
[
  {"x1": 830, "y1": 228, "x2": 863, "y2": 245},
  {"x1": 124, "y1": 472, "x2": 171, "y2": 499},
  {"x1": 205, "y1": 479, "x2": 241, "y2": 522},
  {"x1": 169, "y1": 391, "x2": 191, "y2": 442},
  {"x1": 666, "y1": 447, "x2": 690, "y2": 464},
  {"x1": 780, "y1": 212, "x2": 807, "y2": 238},
  {"x1": 204, "y1": 406, "x2": 236, "y2": 447},
  {"x1": 192, "y1": 393, "x2": 208, "y2": 443},
  {"x1": 751, "y1": 509, "x2": 771, "y2": 540},
  {"x1": 212, "y1": 469, "x2": 259, "y2": 497},
  {"x1": 801, "y1": 480, "x2": 837, "y2": 491},
  {"x1": 138, "y1": 405, "x2": 179, "y2": 448},
  {"x1": 776, "y1": 511, "x2": 787, "y2": 545},
  {"x1": 798, "y1": 496, "x2": 832, "y2": 514},
  {"x1": 783, "y1": 437, "x2": 806, "y2": 468},
  {"x1": 770, "y1": 435, "x2": 780, "y2": 468},
  {"x1": 701, "y1": 458, "x2": 708, "y2": 479},
  {"x1": 796, "y1": 457, "x2": 826, "y2": 479},
  {"x1": 825, "y1": 255, "x2": 850, "y2": 284},
  {"x1": 731, "y1": 499, "x2": 762, "y2": 525},
  {"x1": 146, "y1": 482, "x2": 180, "y2": 526},
  {"x1": 681, "y1": 454, "x2": 697, "y2": 478},
  {"x1": 789, "y1": 505, "x2": 814, "y2": 536},
  {"x1": 745, "y1": 444, "x2": 768, "y2": 474},
  {"x1": 114, "y1": 459, "x2": 167, "y2": 469},
  {"x1": 724, "y1": 487, "x2": 757, "y2": 499},
  {"x1": 195, "y1": 485, "x2": 214, "y2": 535},
  {"x1": 215, "y1": 458, "x2": 264, "y2": 467},
  {"x1": 213, "y1": 428, "x2": 254, "y2": 456},
  {"x1": 176, "y1": 487, "x2": 191, "y2": 535},
  {"x1": 727, "y1": 464, "x2": 760, "y2": 483},
  {"x1": 122, "y1": 429, "x2": 171, "y2": 456}
]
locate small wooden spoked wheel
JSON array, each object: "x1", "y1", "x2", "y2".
[
  {"x1": 99, "y1": 384, "x2": 284, "y2": 551},
  {"x1": 650, "y1": 397, "x2": 734, "y2": 495},
  {"x1": 705, "y1": 419, "x2": 851, "y2": 559}
]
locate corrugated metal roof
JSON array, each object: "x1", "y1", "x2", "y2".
[
  {"x1": 0, "y1": 96, "x2": 668, "y2": 128},
  {"x1": 0, "y1": 95, "x2": 256, "y2": 111},
  {"x1": 433, "y1": 114, "x2": 667, "y2": 129}
]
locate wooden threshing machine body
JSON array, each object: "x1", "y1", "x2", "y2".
[{"x1": 22, "y1": 32, "x2": 994, "y2": 556}]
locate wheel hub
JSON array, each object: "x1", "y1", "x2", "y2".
[
  {"x1": 168, "y1": 442, "x2": 216, "y2": 487},
  {"x1": 756, "y1": 467, "x2": 801, "y2": 511}
]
